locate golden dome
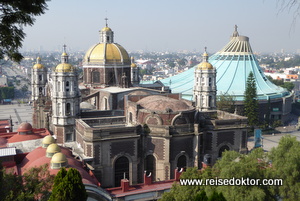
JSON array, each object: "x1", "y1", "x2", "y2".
[
  {"x1": 33, "y1": 63, "x2": 44, "y2": 69},
  {"x1": 84, "y1": 43, "x2": 130, "y2": 65},
  {"x1": 42, "y1": 136, "x2": 55, "y2": 148},
  {"x1": 55, "y1": 63, "x2": 75, "y2": 73},
  {"x1": 33, "y1": 57, "x2": 44, "y2": 69},
  {"x1": 51, "y1": 152, "x2": 67, "y2": 164},
  {"x1": 46, "y1": 143, "x2": 61, "y2": 154},
  {"x1": 101, "y1": 26, "x2": 112, "y2": 32},
  {"x1": 61, "y1": 52, "x2": 68, "y2": 56},
  {"x1": 197, "y1": 62, "x2": 214, "y2": 70},
  {"x1": 197, "y1": 49, "x2": 214, "y2": 70},
  {"x1": 131, "y1": 56, "x2": 137, "y2": 68}
]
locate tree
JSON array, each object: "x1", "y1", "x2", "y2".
[
  {"x1": 0, "y1": 86, "x2": 14, "y2": 100},
  {"x1": 268, "y1": 135, "x2": 300, "y2": 200},
  {"x1": 208, "y1": 191, "x2": 226, "y2": 201},
  {"x1": 212, "y1": 149, "x2": 275, "y2": 201},
  {"x1": 0, "y1": 0, "x2": 48, "y2": 62},
  {"x1": 244, "y1": 72, "x2": 259, "y2": 127},
  {"x1": 49, "y1": 168, "x2": 87, "y2": 201},
  {"x1": 216, "y1": 92, "x2": 236, "y2": 113},
  {"x1": 0, "y1": 164, "x2": 54, "y2": 201},
  {"x1": 266, "y1": 76, "x2": 294, "y2": 92},
  {"x1": 161, "y1": 136, "x2": 300, "y2": 200},
  {"x1": 194, "y1": 190, "x2": 208, "y2": 201},
  {"x1": 160, "y1": 167, "x2": 211, "y2": 201},
  {"x1": 277, "y1": 0, "x2": 300, "y2": 27},
  {"x1": 282, "y1": 82, "x2": 294, "y2": 92}
]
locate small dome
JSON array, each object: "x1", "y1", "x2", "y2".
[
  {"x1": 131, "y1": 63, "x2": 137, "y2": 68},
  {"x1": 17, "y1": 122, "x2": 33, "y2": 133},
  {"x1": 55, "y1": 63, "x2": 75, "y2": 73},
  {"x1": 42, "y1": 136, "x2": 55, "y2": 148},
  {"x1": 101, "y1": 26, "x2": 112, "y2": 32},
  {"x1": 46, "y1": 143, "x2": 61, "y2": 158},
  {"x1": 137, "y1": 95, "x2": 193, "y2": 112},
  {"x1": 51, "y1": 152, "x2": 68, "y2": 169},
  {"x1": 197, "y1": 62, "x2": 214, "y2": 70},
  {"x1": 83, "y1": 43, "x2": 130, "y2": 65},
  {"x1": 33, "y1": 64, "x2": 44, "y2": 69},
  {"x1": 131, "y1": 57, "x2": 137, "y2": 68},
  {"x1": 197, "y1": 48, "x2": 214, "y2": 70},
  {"x1": 33, "y1": 57, "x2": 44, "y2": 69},
  {"x1": 51, "y1": 152, "x2": 67, "y2": 163}
]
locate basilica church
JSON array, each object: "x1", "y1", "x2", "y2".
[{"x1": 31, "y1": 21, "x2": 248, "y2": 188}]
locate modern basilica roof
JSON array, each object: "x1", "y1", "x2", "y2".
[{"x1": 156, "y1": 26, "x2": 290, "y2": 101}]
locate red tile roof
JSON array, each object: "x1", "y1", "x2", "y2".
[
  {"x1": 106, "y1": 180, "x2": 174, "y2": 197},
  {"x1": 7, "y1": 128, "x2": 50, "y2": 143}
]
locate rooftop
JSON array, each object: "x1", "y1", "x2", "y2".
[{"x1": 147, "y1": 26, "x2": 290, "y2": 101}]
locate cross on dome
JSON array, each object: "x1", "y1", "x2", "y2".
[
  {"x1": 105, "y1": 17, "x2": 108, "y2": 27},
  {"x1": 63, "y1": 44, "x2": 67, "y2": 53}
]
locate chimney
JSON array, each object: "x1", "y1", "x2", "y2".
[
  {"x1": 121, "y1": 179, "x2": 130, "y2": 192},
  {"x1": 144, "y1": 171, "x2": 152, "y2": 185},
  {"x1": 175, "y1": 168, "x2": 183, "y2": 181}
]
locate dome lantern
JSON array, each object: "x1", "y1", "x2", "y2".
[
  {"x1": 51, "y1": 152, "x2": 68, "y2": 169},
  {"x1": 100, "y1": 18, "x2": 114, "y2": 43},
  {"x1": 197, "y1": 47, "x2": 214, "y2": 70},
  {"x1": 55, "y1": 44, "x2": 75, "y2": 73},
  {"x1": 33, "y1": 57, "x2": 44, "y2": 69},
  {"x1": 42, "y1": 135, "x2": 55, "y2": 148},
  {"x1": 61, "y1": 44, "x2": 68, "y2": 63},
  {"x1": 46, "y1": 143, "x2": 61, "y2": 158}
]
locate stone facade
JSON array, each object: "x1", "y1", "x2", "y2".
[{"x1": 74, "y1": 94, "x2": 248, "y2": 188}]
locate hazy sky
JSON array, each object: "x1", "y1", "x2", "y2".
[{"x1": 21, "y1": 0, "x2": 300, "y2": 53}]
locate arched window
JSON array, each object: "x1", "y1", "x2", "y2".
[
  {"x1": 177, "y1": 155, "x2": 187, "y2": 170},
  {"x1": 218, "y1": 145, "x2": 230, "y2": 158},
  {"x1": 39, "y1": 75, "x2": 42, "y2": 81},
  {"x1": 114, "y1": 156, "x2": 129, "y2": 187},
  {"x1": 66, "y1": 81, "x2": 70, "y2": 92},
  {"x1": 145, "y1": 155, "x2": 156, "y2": 181},
  {"x1": 58, "y1": 81, "x2": 61, "y2": 92},
  {"x1": 104, "y1": 98, "x2": 108, "y2": 110},
  {"x1": 92, "y1": 71, "x2": 100, "y2": 83},
  {"x1": 66, "y1": 103, "x2": 71, "y2": 116},
  {"x1": 57, "y1": 103, "x2": 61, "y2": 116},
  {"x1": 129, "y1": 112, "x2": 133, "y2": 123}
]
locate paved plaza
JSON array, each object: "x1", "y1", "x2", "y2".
[
  {"x1": 248, "y1": 129, "x2": 300, "y2": 152},
  {"x1": 0, "y1": 101, "x2": 33, "y2": 132}
]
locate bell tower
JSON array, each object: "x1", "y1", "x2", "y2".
[
  {"x1": 193, "y1": 48, "x2": 217, "y2": 111},
  {"x1": 31, "y1": 57, "x2": 47, "y2": 101},
  {"x1": 51, "y1": 45, "x2": 81, "y2": 143},
  {"x1": 131, "y1": 57, "x2": 140, "y2": 86}
]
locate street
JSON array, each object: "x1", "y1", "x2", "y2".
[{"x1": 0, "y1": 101, "x2": 33, "y2": 132}]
